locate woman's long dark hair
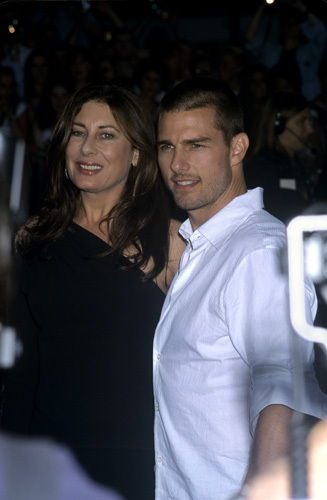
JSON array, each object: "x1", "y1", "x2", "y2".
[
  {"x1": 248, "y1": 90, "x2": 309, "y2": 158},
  {"x1": 18, "y1": 82, "x2": 170, "y2": 280}
]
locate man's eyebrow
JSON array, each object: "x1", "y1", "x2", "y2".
[
  {"x1": 183, "y1": 137, "x2": 211, "y2": 145},
  {"x1": 157, "y1": 137, "x2": 211, "y2": 146},
  {"x1": 157, "y1": 139, "x2": 171, "y2": 146}
]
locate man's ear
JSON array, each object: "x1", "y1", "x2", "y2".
[{"x1": 230, "y1": 133, "x2": 249, "y2": 167}]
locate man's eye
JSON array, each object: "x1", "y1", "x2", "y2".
[{"x1": 159, "y1": 144, "x2": 173, "y2": 152}]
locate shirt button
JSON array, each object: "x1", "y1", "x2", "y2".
[
  {"x1": 157, "y1": 353, "x2": 161, "y2": 360},
  {"x1": 158, "y1": 456, "x2": 163, "y2": 463},
  {"x1": 155, "y1": 404, "x2": 159, "y2": 412}
]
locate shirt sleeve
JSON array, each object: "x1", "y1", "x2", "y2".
[{"x1": 224, "y1": 247, "x2": 327, "y2": 436}]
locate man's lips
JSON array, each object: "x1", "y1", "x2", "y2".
[{"x1": 172, "y1": 178, "x2": 200, "y2": 189}]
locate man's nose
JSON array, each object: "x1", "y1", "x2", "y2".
[{"x1": 170, "y1": 149, "x2": 189, "y2": 173}]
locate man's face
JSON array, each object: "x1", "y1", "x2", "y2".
[{"x1": 157, "y1": 107, "x2": 233, "y2": 227}]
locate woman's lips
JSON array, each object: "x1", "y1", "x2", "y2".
[{"x1": 77, "y1": 163, "x2": 102, "y2": 174}]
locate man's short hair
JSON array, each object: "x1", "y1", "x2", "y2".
[{"x1": 158, "y1": 77, "x2": 244, "y2": 145}]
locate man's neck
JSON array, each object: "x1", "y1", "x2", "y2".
[{"x1": 188, "y1": 184, "x2": 247, "y2": 231}]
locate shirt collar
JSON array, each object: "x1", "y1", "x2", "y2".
[{"x1": 179, "y1": 187, "x2": 264, "y2": 248}]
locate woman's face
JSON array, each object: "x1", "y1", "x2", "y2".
[
  {"x1": 279, "y1": 107, "x2": 313, "y2": 155},
  {"x1": 65, "y1": 100, "x2": 139, "y2": 204}
]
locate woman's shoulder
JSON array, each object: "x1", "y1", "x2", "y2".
[
  {"x1": 169, "y1": 218, "x2": 182, "y2": 232},
  {"x1": 152, "y1": 218, "x2": 186, "y2": 295},
  {"x1": 169, "y1": 217, "x2": 186, "y2": 245},
  {"x1": 167, "y1": 218, "x2": 186, "y2": 276}
]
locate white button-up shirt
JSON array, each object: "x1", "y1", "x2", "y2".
[{"x1": 153, "y1": 188, "x2": 327, "y2": 500}]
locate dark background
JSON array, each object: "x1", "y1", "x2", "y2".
[{"x1": 1, "y1": 0, "x2": 327, "y2": 42}]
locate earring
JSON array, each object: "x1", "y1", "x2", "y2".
[{"x1": 64, "y1": 167, "x2": 69, "y2": 179}]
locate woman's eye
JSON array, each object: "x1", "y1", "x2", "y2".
[{"x1": 71, "y1": 130, "x2": 84, "y2": 137}]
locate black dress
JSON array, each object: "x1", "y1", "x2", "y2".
[{"x1": 1, "y1": 222, "x2": 165, "y2": 500}]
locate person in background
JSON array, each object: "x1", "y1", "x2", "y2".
[
  {"x1": 66, "y1": 45, "x2": 95, "y2": 93},
  {"x1": 217, "y1": 45, "x2": 250, "y2": 96},
  {"x1": 153, "y1": 76, "x2": 327, "y2": 500},
  {"x1": 133, "y1": 59, "x2": 167, "y2": 120},
  {"x1": 17, "y1": 48, "x2": 52, "y2": 157},
  {"x1": 0, "y1": 65, "x2": 26, "y2": 139},
  {"x1": 240, "y1": 63, "x2": 272, "y2": 141},
  {"x1": 111, "y1": 27, "x2": 140, "y2": 84},
  {"x1": 244, "y1": 90, "x2": 322, "y2": 224},
  {"x1": 95, "y1": 55, "x2": 117, "y2": 85},
  {"x1": 27, "y1": 78, "x2": 72, "y2": 214},
  {"x1": 0, "y1": 66, "x2": 27, "y2": 197},
  {"x1": 22, "y1": 48, "x2": 51, "y2": 107},
  {"x1": 33, "y1": 78, "x2": 71, "y2": 152},
  {"x1": 0, "y1": 82, "x2": 185, "y2": 500},
  {"x1": 245, "y1": 0, "x2": 327, "y2": 102}
]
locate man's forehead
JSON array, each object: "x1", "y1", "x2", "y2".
[
  {"x1": 158, "y1": 107, "x2": 216, "y2": 133},
  {"x1": 159, "y1": 106, "x2": 215, "y2": 119}
]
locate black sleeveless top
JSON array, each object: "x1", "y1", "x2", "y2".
[{"x1": 2, "y1": 223, "x2": 165, "y2": 499}]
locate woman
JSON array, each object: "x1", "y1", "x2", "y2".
[
  {"x1": 1, "y1": 82, "x2": 185, "y2": 500},
  {"x1": 244, "y1": 90, "x2": 322, "y2": 223}
]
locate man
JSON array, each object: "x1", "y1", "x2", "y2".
[{"x1": 153, "y1": 77, "x2": 327, "y2": 500}]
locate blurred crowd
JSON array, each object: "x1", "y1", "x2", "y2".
[
  {"x1": 1, "y1": 4, "x2": 327, "y2": 498},
  {"x1": 1, "y1": 0, "x2": 327, "y2": 224}
]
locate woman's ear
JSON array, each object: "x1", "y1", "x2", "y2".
[
  {"x1": 131, "y1": 149, "x2": 140, "y2": 167},
  {"x1": 230, "y1": 133, "x2": 249, "y2": 167}
]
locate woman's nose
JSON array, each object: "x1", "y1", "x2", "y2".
[{"x1": 81, "y1": 135, "x2": 97, "y2": 155}]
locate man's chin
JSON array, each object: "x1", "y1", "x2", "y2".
[
  {"x1": 170, "y1": 193, "x2": 194, "y2": 212},
  {"x1": 172, "y1": 199, "x2": 196, "y2": 212}
]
